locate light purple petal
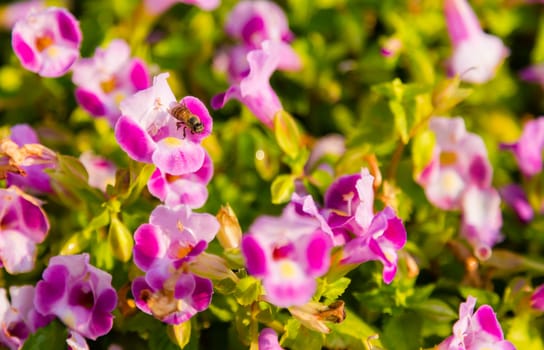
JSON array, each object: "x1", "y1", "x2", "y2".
[{"x1": 152, "y1": 138, "x2": 205, "y2": 176}]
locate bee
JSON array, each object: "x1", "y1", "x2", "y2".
[{"x1": 169, "y1": 102, "x2": 204, "y2": 138}]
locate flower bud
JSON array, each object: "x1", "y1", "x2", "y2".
[
  {"x1": 216, "y1": 204, "x2": 242, "y2": 249},
  {"x1": 108, "y1": 215, "x2": 134, "y2": 262}
]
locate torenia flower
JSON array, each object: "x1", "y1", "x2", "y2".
[
  {"x1": 0, "y1": 186, "x2": 49, "y2": 274},
  {"x1": 143, "y1": 0, "x2": 219, "y2": 14},
  {"x1": 324, "y1": 168, "x2": 407, "y2": 284},
  {"x1": 0, "y1": 0, "x2": 45, "y2": 29},
  {"x1": 78, "y1": 151, "x2": 117, "y2": 193},
  {"x1": 115, "y1": 73, "x2": 213, "y2": 175},
  {"x1": 241, "y1": 194, "x2": 333, "y2": 307},
  {"x1": 11, "y1": 7, "x2": 81, "y2": 77},
  {"x1": 418, "y1": 117, "x2": 493, "y2": 210},
  {"x1": 212, "y1": 40, "x2": 284, "y2": 128},
  {"x1": 437, "y1": 296, "x2": 515, "y2": 350},
  {"x1": 500, "y1": 117, "x2": 544, "y2": 177},
  {"x1": 258, "y1": 328, "x2": 284, "y2": 350},
  {"x1": 0, "y1": 286, "x2": 53, "y2": 350},
  {"x1": 34, "y1": 253, "x2": 117, "y2": 340},
  {"x1": 5, "y1": 124, "x2": 55, "y2": 194},
  {"x1": 72, "y1": 39, "x2": 150, "y2": 126},
  {"x1": 444, "y1": 0, "x2": 508, "y2": 83},
  {"x1": 531, "y1": 284, "x2": 544, "y2": 311},
  {"x1": 499, "y1": 184, "x2": 533, "y2": 223},
  {"x1": 132, "y1": 204, "x2": 218, "y2": 324},
  {"x1": 147, "y1": 151, "x2": 213, "y2": 208},
  {"x1": 461, "y1": 186, "x2": 503, "y2": 260}
]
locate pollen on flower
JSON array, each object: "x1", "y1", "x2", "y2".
[
  {"x1": 439, "y1": 170, "x2": 464, "y2": 197},
  {"x1": 278, "y1": 260, "x2": 297, "y2": 278},
  {"x1": 35, "y1": 35, "x2": 53, "y2": 52},
  {"x1": 439, "y1": 151, "x2": 457, "y2": 166},
  {"x1": 163, "y1": 137, "x2": 183, "y2": 147},
  {"x1": 100, "y1": 77, "x2": 117, "y2": 94}
]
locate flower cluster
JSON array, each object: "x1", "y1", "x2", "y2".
[
  {"x1": 444, "y1": 0, "x2": 508, "y2": 83},
  {"x1": 324, "y1": 169, "x2": 407, "y2": 283},
  {"x1": 11, "y1": 6, "x2": 81, "y2": 77},
  {"x1": 437, "y1": 296, "x2": 515, "y2": 350},
  {"x1": 72, "y1": 39, "x2": 150, "y2": 126},
  {"x1": 212, "y1": 0, "x2": 301, "y2": 128},
  {"x1": 417, "y1": 116, "x2": 502, "y2": 260},
  {"x1": 132, "y1": 205, "x2": 219, "y2": 324},
  {"x1": 143, "y1": 0, "x2": 220, "y2": 15}
]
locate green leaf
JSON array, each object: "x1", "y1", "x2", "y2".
[
  {"x1": 326, "y1": 308, "x2": 382, "y2": 350},
  {"x1": 318, "y1": 277, "x2": 351, "y2": 304},
  {"x1": 274, "y1": 110, "x2": 303, "y2": 159},
  {"x1": 409, "y1": 299, "x2": 458, "y2": 323},
  {"x1": 270, "y1": 174, "x2": 296, "y2": 204},
  {"x1": 381, "y1": 311, "x2": 422, "y2": 350},
  {"x1": 234, "y1": 276, "x2": 262, "y2": 306},
  {"x1": 281, "y1": 319, "x2": 325, "y2": 350},
  {"x1": 432, "y1": 76, "x2": 472, "y2": 115},
  {"x1": 23, "y1": 321, "x2": 67, "y2": 350},
  {"x1": 507, "y1": 312, "x2": 544, "y2": 349}
]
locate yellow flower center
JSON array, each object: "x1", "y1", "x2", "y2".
[
  {"x1": 35, "y1": 35, "x2": 53, "y2": 52},
  {"x1": 100, "y1": 77, "x2": 117, "y2": 94},
  {"x1": 439, "y1": 151, "x2": 457, "y2": 166},
  {"x1": 163, "y1": 137, "x2": 182, "y2": 147}
]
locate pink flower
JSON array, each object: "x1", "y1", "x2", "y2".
[
  {"x1": 417, "y1": 117, "x2": 492, "y2": 210},
  {"x1": 0, "y1": 186, "x2": 49, "y2": 274},
  {"x1": 115, "y1": 73, "x2": 213, "y2": 175},
  {"x1": 131, "y1": 204, "x2": 218, "y2": 324},
  {"x1": 461, "y1": 186, "x2": 503, "y2": 260},
  {"x1": 34, "y1": 254, "x2": 117, "y2": 340},
  {"x1": 225, "y1": 1, "x2": 293, "y2": 46},
  {"x1": 444, "y1": 0, "x2": 508, "y2": 83},
  {"x1": 212, "y1": 40, "x2": 284, "y2": 128},
  {"x1": 437, "y1": 296, "x2": 515, "y2": 350},
  {"x1": 499, "y1": 184, "x2": 533, "y2": 223},
  {"x1": 258, "y1": 328, "x2": 284, "y2": 350},
  {"x1": 78, "y1": 151, "x2": 117, "y2": 192},
  {"x1": 72, "y1": 39, "x2": 150, "y2": 126},
  {"x1": 11, "y1": 7, "x2": 81, "y2": 77},
  {"x1": 241, "y1": 195, "x2": 333, "y2": 307},
  {"x1": 324, "y1": 169, "x2": 407, "y2": 284},
  {"x1": 531, "y1": 284, "x2": 544, "y2": 311},
  {"x1": 5, "y1": 124, "x2": 55, "y2": 194},
  {"x1": 0, "y1": 286, "x2": 53, "y2": 350},
  {"x1": 143, "y1": 0, "x2": 219, "y2": 14},
  {"x1": 0, "y1": 0, "x2": 45, "y2": 29},
  {"x1": 500, "y1": 117, "x2": 544, "y2": 177},
  {"x1": 147, "y1": 151, "x2": 213, "y2": 208}
]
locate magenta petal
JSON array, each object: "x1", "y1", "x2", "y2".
[
  {"x1": 474, "y1": 305, "x2": 503, "y2": 340},
  {"x1": 131, "y1": 277, "x2": 152, "y2": 314},
  {"x1": 305, "y1": 232, "x2": 332, "y2": 276},
  {"x1": 35, "y1": 265, "x2": 69, "y2": 315},
  {"x1": 190, "y1": 276, "x2": 213, "y2": 312},
  {"x1": 75, "y1": 88, "x2": 106, "y2": 116},
  {"x1": 56, "y1": 9, "x2": 81, "y2": 44},
  {"x1": 147, "y1": 169, "x2": 168, "y2": 202},
  {"x1": 129, "y1": 59, "x2": 150, "y2": 90},
  {"x1": 11, "y1": 33, "x2": 38, "y2": 71},
  {"x1": 241, "y1": 236, "x2": 268, "y2": 276},
  {"x1": 178, "y1": 96, "x2": 213, "y2": 143},
  {"x1": 134, "y1": 224, "x2": 163, "y2": 271},
  {"x1": 152, "y1": 138, "x2": 205, "y2": 176},
  {"x1": 115, "y1": 115, "x2": 157, "y2": 163}
]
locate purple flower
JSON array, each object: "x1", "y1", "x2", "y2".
[
  {"x1": 258, "y1": 328, "x2": 284, "y2": 350},
  {"x1": 304, "y1": 134, "x2": 345, "y2": 175},
  {"x1": 72, "y1": 39, "x2": 150, "y2": 126},
  {"x1": 0, "y1": 186, "x2": 49, "y2": 274},
  {"x1": 131, "y1": 204, "x2": 218, "y2": 323},
  {"x1": 78, "y1": 151, "x2": 117, "y2": 193},
  {"x1": 241, "y1": 195, "x2": 333, "y2": 307},
  {"x1": 11, "y1": 7, "x2": 81, "y2": 77},
  {"x1": 0, "y1": 0, "x2": 45, "y2": 29},
  {"x1": 212, "y1": 40, "x2": 284, "y2": 128},
  {"x1": 461, "y1": 186, "x2": 503, "y2": 260},
  {"x1": 499, "y1": 184, "x2": 533, "y2": 223},
  {"x1": 444, "y1": 0, "x2": 508, "y2": 83},
  {"x1": 0, "y1": 286, "x2": 53, "y2": 350},
  {"x1": 519, "y1": 64, "x2": 544, "y2": 88},
  {"x1": 66, "y1": 330, "x2": 89, "y2": 350},
  {"x1": 418, "y1": 117, "x2": 493, "y2": 210},
  {"x1": 147, "y1": 151, "x2": 213, "y2": 208},
  {"x1": 143, "y1": 0, "x2": 219, "y2": 14},
  {"x1": 324, "y1": 168, "x2": 407, "y2": 284},
  {"x1": 225, "y1": 1, "x2": 293, "y2": 46},
  {"x1": 500, "y1": 117, "x2": 544, "y2": 177},
  {"x1": 34, "y1": 254, "x2": 117, "y2": 340},
  {"x1": 531, "y1": 284, "x2": 544, "y2": 311},
  {"x1": 115, "y1": 73, "x2": 212, "y2": 175},
  {"x1": 6, "y1": 124, "x2": 55, "y2": 194},
  {"x1": 437, "y1": 296, "x2": 515, "y2": 350}
]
